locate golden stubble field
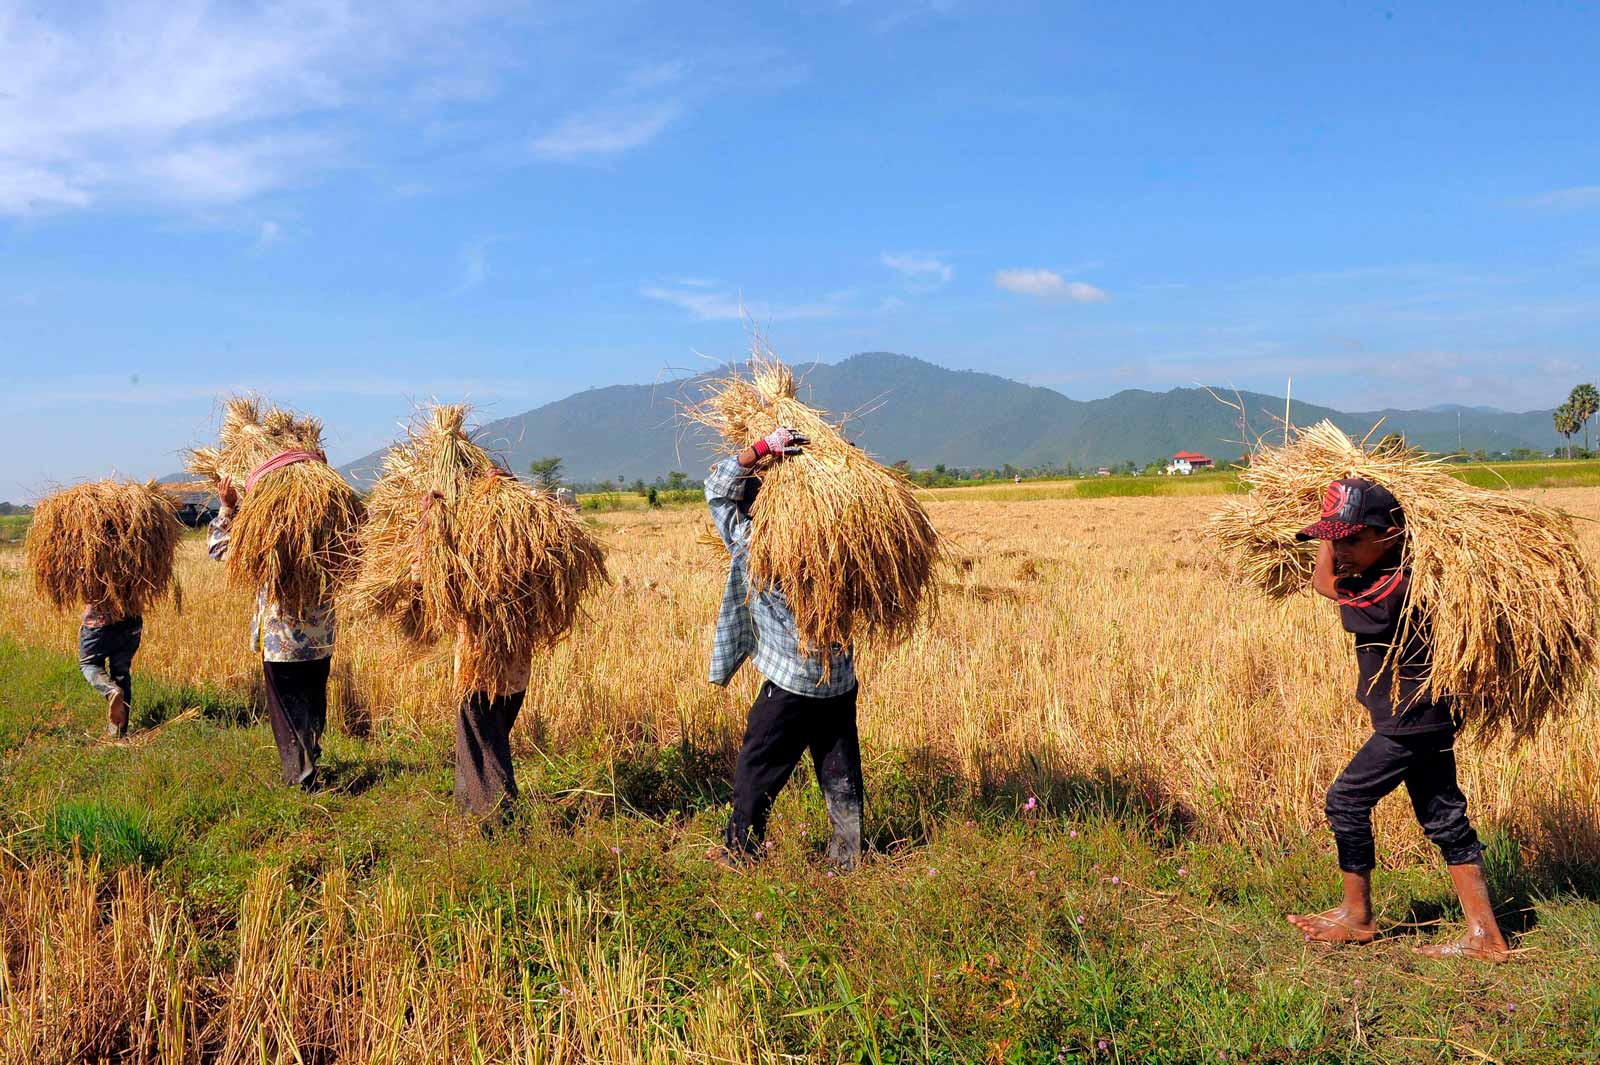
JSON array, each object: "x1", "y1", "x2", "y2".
[{"x1": 4, "y1": 489, "x2": 1598, "y2": 869}]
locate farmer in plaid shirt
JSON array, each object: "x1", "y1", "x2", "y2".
[{"x1": 706, "y1": 427, "x2": 864, "y2": 870}]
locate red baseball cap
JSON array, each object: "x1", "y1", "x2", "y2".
[{"x1": 1296, "y1": 478, "x2": 1404, "y2": 541}]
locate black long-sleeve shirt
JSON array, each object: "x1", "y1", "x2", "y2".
[{"x1": 1335, "y1": 559, "x2": 1455, "y2": 735}]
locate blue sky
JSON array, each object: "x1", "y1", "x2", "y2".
[{"x1": 2, "y1": 0, "x2": 1597, "y2": 499}]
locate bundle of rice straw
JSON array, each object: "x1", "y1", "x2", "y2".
[
  {"x1": 347, "y1": 404, "x2": 608, "y2": 697},
  {"x1": 25, "y1": 480, "x2": 183, "y2": 617},
  {"x1": 1212, "y1": 419, "x2": 1599, "y2": 741},
  {"x1": 687, "y1": 350, "x2": 941, "y2": 659},
  {"x1": 185, "y1": 396, "x2": 362, "y2": 617}
]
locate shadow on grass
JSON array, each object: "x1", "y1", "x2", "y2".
[
  {"x1": 863, "y1": 746, "x2": 1197, "y2": 853},
  {"x1": 1512, "y1": 795, "x2": 1600, "y2": 901},
  {"x1": 134, "y1": 674, "x2": 261, "y2": 730},
  {"x1": 611, "y1": 737, "x2": 739, "y2": 821},
  {"x1": 579, "y1": 732, "x2": 1196, "y2": 857},
  {"x1": 317, "y1": 753, "x2": 425, "y2": 797},
  {"x1": 1478, "y1": 795, "x2": 1600, "y2": 909}
]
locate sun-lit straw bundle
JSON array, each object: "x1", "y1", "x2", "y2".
[
  {"x1": 25, "y1": 480, "x2": 183, "y2": 617},
  {"x1": 687, "y1": 350, "x2": 941, "y2": 660},
  {"x1": 1212, "y1": 419, "x2": 1599, "y2": 741},
  {"x1": 185, "y1": 396, "x2": 362, "y2": 617},
  {"x1": 348, "y1": 404, "x2": 608, "y2": 697}
]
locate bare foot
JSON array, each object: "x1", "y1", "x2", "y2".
[
  {"x1": 1415, "y1": 927, "x2": 1509, "y2": 964},
  {"x1": 106, "y1": 691, "x2": 128, "y2": 738},
  {"x1": 1286, "y1": 908, "x2": 1377, "y2": 945},
  {"x1": 705, "y1": 846, "x2": 748, "y2": 874}
]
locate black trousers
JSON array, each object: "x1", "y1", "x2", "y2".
[
  {"x1": 456, "y1": 690, "x2": 525, "y2": 818},
  {"x1": 261, "y1": 658, "x2": 330, "y2": 789},
  {"x1": 726, "y1": 681, "x2": 863, "y2": 863},
  {"x1": 1324, "y1": 730, "x2": 1484, "y2": 873},
  {"x1": 78, "y1": 617, "x2": 142, "y2": 705}
]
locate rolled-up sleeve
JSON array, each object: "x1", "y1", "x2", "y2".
[
  {"x1": 705, "y1": 456, "x2": 752, "y2": 550},
  {"x1": 207, "y1": 507, "x2": 234, "y2": 562}
]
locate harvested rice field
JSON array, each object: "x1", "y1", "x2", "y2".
[{"x1": 3, "y1": 489, "x2": 1599, "y2": 1062}]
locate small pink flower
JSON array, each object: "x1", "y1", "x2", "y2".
[
  {"x1": 1111, "y1": 876, "x2": 1120, "y2": 886},
  {"x1": 764, "y1": 840, "x2": 775, "y2": 851},
  {"x1": 559, "y1": 985, "x2": 572, "y2": 997},
  {"x1": 1076, "y1": 914, "x2": 1085, "y2": 925},
  {"x1": 826, "y1": 869, "x2": 836, "y2": 878},
  {"x1": 1023, "y1": 795, "x2": 1038, "y2": 812},
  {"x1": 1178, "y1": 867, "x2": 1187, "y2": 877},
  {"x1": 1098, "y1": 1040, "x2": 1108, "y2": 1051},
  {"x1": 1070, "y1": 829, "x2": 1079, "y2": 839},
  {"x1": 965, "y1": 819, "x2": 976, "y2": 828},
  {"x1": 927, "y1": 867, "x2": 936, "y2": 877},
  {"x1": 1028, "y1": 870, "x2": 1036, "y2": 879},
  {"x1": 1507, "y1": 1002, "x2": 1516, "y2": 1013},
  {"x1": 609, "y1": 846, "x2": 620, "y2": 855},
  {"x1": 753, "y1": 911, "x2": 763, "y2": 921}
]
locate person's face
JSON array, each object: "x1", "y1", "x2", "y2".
[{"x1": 1330, "y1": 525, "x2": 1402, "y2": 575}]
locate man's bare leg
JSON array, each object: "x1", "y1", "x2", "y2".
[
  {"x1": 1287, "y1": 870, "x2": 1377, "y2": 944},
  {"x1": 1415, "y1": 860, "x2": 1509, "y2": 963}
]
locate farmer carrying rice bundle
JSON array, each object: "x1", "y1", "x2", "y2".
[
  {"x1": 691, "y1": 351, "x2": 940, "y2": 870},
  {"x1": 1214, "y1": 422, "x2": 1599, "y2": 962},
  {"x1": 346, "y1": 404, "x2": 607, "y2": 821},
  {"x1": 24, "y1": 480, "x2": 183, "y2": 738},
  {"x1": 189, "y1": 397, "x2": 362, "y2": 790}
]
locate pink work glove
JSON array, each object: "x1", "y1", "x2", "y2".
[{"x1": 751, "y1": 427, "x2": 809, "y2": 461}]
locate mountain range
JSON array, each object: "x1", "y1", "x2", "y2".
[{"x1": 335, "y1": 352, "x2": 1563, "y2": 484}]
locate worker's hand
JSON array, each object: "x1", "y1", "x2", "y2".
[
  {"x1": 217, "y1": 476, "x2": 239, "y2": 510},
  {"x1": 753, "y1": 427, "x2": 809, "y2": 461}
]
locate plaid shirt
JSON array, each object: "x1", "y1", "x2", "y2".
[
  {"x1": 208, "y1": 507, "x2": 336, "y2": 663},
  {"x1": 705, "y1": 456, "x2": 856, "y2": 697}
]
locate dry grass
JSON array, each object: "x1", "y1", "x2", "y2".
[
  {"x1": 5, "y1": 490, "x2": 1599, "y2": 871},
  {"x1": 24, "y1": 479, "x2": 183, "y2": 618},
  {"x1": 688, "y1": 351, "x2": 940, "y2": 660},
  {"x1": 347, "y1": 405, "x2": 609, "y2": 698},
  {"x1": 1214, "y1": 421, "x2": 1600, "y2": 742},
  {"x1": 0, "y1": 855, "x2": 774, "y2": 1064},
  {"x1": 186, "y1": 396, "x2": 363, "y2": 617}
]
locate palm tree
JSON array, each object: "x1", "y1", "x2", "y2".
[
  {"x1": 1569, "y1": 383, "x2": 1600, "y2": 454},
  {"x1": 1554, "y1": 403, "x2": 1580, "y2": 459}
]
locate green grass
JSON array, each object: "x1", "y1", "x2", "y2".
[
  {"x1": 0, "y1": 513, "x2": 29, "y2": 543},
  {"x1": 923, "y1": 460, "x2": 1600, "y2": 505},
  {"x1": 2, "y1": 634, "x2": 1598, "y2": 1061}
]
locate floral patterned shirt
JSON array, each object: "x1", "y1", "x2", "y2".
[
  {"x1": 81, "y1": 603, "x2": 122, "y2": 628},
  {"x1": 207, "y1": 507, "x2": 336, "y2": 663}
]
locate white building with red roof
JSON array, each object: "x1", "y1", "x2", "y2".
[{"x1": 1166, "y1": 451, "x2": 1214, "y2": 475}]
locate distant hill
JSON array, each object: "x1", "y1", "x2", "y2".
[{"x1": 336, "y1": 352, "x2": 1562, "y2": 484}]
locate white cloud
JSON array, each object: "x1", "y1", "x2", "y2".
[
  {"x1": 0, "y1": 1, "x2": 501, "y2": 215},
  {"x1": 871, "y1": 0, "x2": 961, "y2": 33},
  {"x1": 143, "y1": 134, "x2": 336, "y2": 205},
  {"x1": 529, "y1": 100, "x2": 684, "y2": 162},
  {"x1": 880, "y1": 251, "x2": 952, "y2": 289},
  {"x1": 454, "y1": 238, "x2": 498, "y2": 293},
  {"x1": 641, "y1": 283, "x2": 849, "y2": 322},
  {"x1": 1520, "y1": 186, "x2": 1600, "y2": 211},
  {"x1": 994, "y1": 268, "x2": 1110, "y2": 303},
  {"x1": 252, "y1": 219, "x2": 284, "y2": 250},
  {"x1": 527, "y1": 60, "x2": 692, "y2": 162}
]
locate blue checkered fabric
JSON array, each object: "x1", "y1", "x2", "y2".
[{"x1": 705, "y1": 456, "x2": 856, "y2": 697}]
